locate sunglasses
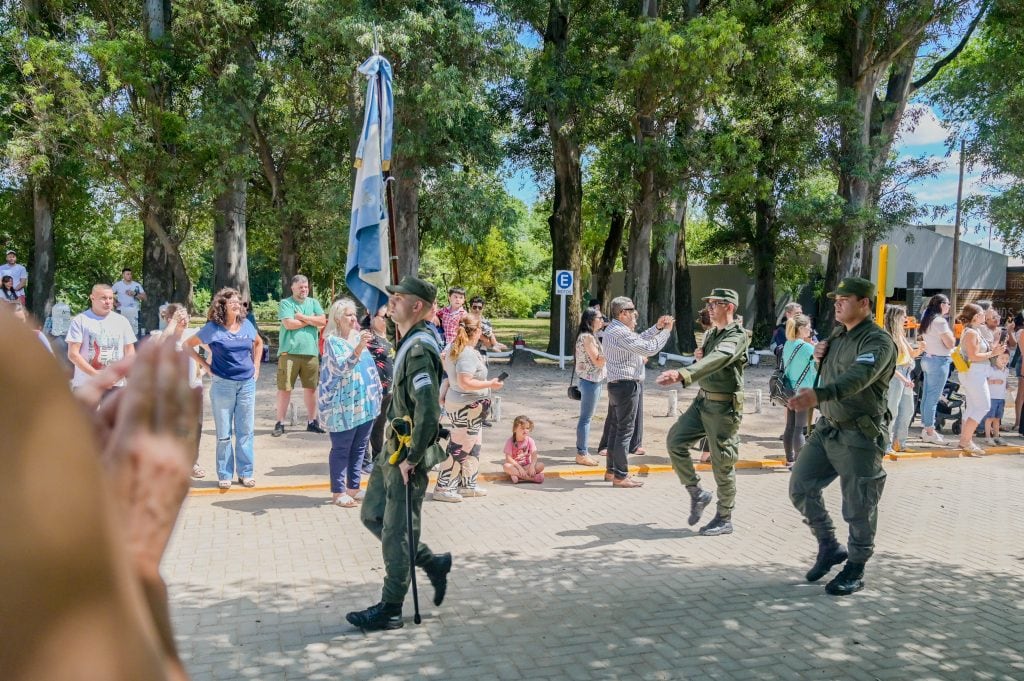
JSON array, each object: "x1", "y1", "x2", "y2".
[
  {"x1": 471, "y1": 305, "x2": 483, "y2": 310},
  {"x1": 620, "y1": 307, "x2": 636, "y2": 313}
]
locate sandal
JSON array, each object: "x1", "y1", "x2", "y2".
[
  {"x1": 238, "y1": 477, "x2": 256, "y2": 488},
  {"x1": 632, "y1": 447, "x2": 647, "y2": 456},
  {"x1": 332, "y1": 494, "x2": 358, "y2": 508},
  {"x1": 576, "y1": 453, "x2": 599, "y2": 466},
  {"x1": 612, "y1": 475, "x2": 644, "y2": 488},
  {"x1": 218, "y1": 480, "x2": 232, "y2": 490},
  {"x1": 191, "y1": 463, "x2": 206, "y2": 480}
]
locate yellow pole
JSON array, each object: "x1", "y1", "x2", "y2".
[{"x1": 875, "y1": 244, "x2": 888, "y2": 326}]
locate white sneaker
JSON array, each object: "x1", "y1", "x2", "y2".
[
  {"x1": 920, "y1": 430, "x2": 946, "y2": 445},
  {"x1": 984, "y1": 437, "x2": 997, "y2": 447},
  {"x1": 993, "y1": 437, "x2": 1008, "y2": 446},
  {"x1": 459, "y1": 486, "x2": 488, "y2": 498},
  {"x1": 432, "y1": 489, "x2": 463, "y2": 503}
]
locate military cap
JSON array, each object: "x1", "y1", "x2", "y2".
[
  {"x1": 827, "y1": 277, "x2": 876, "y2": 300},
  {"x1": 386, "y1": 276, "x2": 437, "y2": 304},
  {"x1": 702, "y1": 288, "x2": 739, "y2": 306}
]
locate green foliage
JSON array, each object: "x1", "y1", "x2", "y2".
[{"x1": 750, "y1": 321, "x2": 773, "y2": 351}]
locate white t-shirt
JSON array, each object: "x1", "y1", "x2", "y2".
[
  {"x1": 987, "y1": 365, "x2": 1009, "y2": 400},
  {"x1": 0, "y1": 263, "x2": 28, "y2": 294},
  {"x1": 66, "y1": 310, "x2": 138, "y2": 387},
  {"x1": 922, "y1": 316, "x2": 953, "y2": 356},
  {"x1": 112, "y1": 280, "x2": 145, "y2": 310}
]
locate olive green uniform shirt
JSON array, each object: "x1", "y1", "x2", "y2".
[
  {"x1": 678, "y1": 321, "x2": 750, "y2": 394},
  {"x1": 813, "y1": 316, "x2": 897, "y2": 424},
  {"x1": 387, "y1": 320, "x2": 443, "y2": 468}
]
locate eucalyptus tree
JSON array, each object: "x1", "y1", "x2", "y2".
[{"x1": 814, "y1": 0, "x2": 989, "y2": 323}]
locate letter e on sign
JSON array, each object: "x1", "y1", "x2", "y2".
[{"x1": 555, "y1": 270, "x2": 574, "y2": 296}]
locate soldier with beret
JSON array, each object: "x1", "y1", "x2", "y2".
[
  {"x1": 787, "y1": 277, "x2": 896, "y2": 596},
  {"x1": 346, "y1": 276, "x2": 453, "y2": 630},
  {"x1": 656, "y1": 288, "x2": 749, "y2": 536}
]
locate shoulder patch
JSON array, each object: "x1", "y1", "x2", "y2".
[
  {"x1": 855, "y1": 352, "x2": 876, "y2": 365},
  {"x1": 717, "y1": 341, "x2": 737, "y2": 354},
  {"x1": 412, "y1": 372, "x2": 433, "y2": 391}
]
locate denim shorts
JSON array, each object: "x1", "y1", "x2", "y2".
[{"x1": 986, "y1": 398, "x2": 1006, "y2": 421}]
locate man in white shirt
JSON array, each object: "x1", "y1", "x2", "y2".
[
  {"x1": 111, "y1": 268, "x2": 146, "y2": 335},
  {"x1": 0, "y1": 249, "x2": 28, "y2": 304},
  {"x1": 66, "y1": 284, "x2": 137, "y2": 388}
]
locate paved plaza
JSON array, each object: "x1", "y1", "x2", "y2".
[{"x1": 166, "y1": 455, "x2": 1024, "y2": 680}]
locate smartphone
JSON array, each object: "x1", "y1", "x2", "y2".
[
  {"x1": 497, "y1": 371, "x2": 510, "y2": 382},
  {"x1": 1000, "y1": 328, "x2": 1009, "y2": 344}
]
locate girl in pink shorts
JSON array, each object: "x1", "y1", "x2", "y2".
[{"x1": 503, "y1": 415, "x2": 544, "y2": 484}]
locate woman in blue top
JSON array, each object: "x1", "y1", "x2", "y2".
[
  {"x1": 186, "y1": 287, "x2": 263, "y2": 489},
  {"x1": 317, "y1": 297, "x2": 382, "y2": 508},
  {"x1": 781, "y1": 313, "x2": 818, "y2": 468}
]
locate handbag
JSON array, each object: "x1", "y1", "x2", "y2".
[
  {"x1": 951, "y1": 345, "x2": 971, "y2": 373},
  {"x1": 567, "y1": 367, "x2": 582, "y2": 401}
]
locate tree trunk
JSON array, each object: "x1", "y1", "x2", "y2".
[
  {"x1": 213, "y1": 154, "x2": 250, "y2": 301},
  {"x1": 141, "y1": 199, "x2": 190, "y2": 331},
  {"x1": 626, "y1": 165, "x2": 656, "y2": 329},
  {"x1": 279, "y1": 215, "x2": 300, "y2": 293},
  {"x1": 593, "y1": 210, "x2": 625, "y2": 311},
  {"x1": 649, "y1": 206, "x2": 677, "y2": 352},
  {"x1": 544, "y1": 0, "x2": 583, "y2": 357},
  {"x1": 31, "y1": 178, "x2": 55, "y2": 320},
  {"x1": 392, "y1": 155, "x2": 421, "y2": 279},
  {"x1": 750, "y1": 197, "x2": 779, "y2": 330},
  {"x1": 673, "y1": 198, "x2": 696, "y2": 352}
]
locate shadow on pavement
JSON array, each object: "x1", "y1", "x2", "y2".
[
  {"x1": 170, "y1": 549, "x2": 1024, "y2": 681},
  {"x1": 264, "y1": 462, "x2": 329, "y2": 477},
  {"x1": 211, "y1": 493, "x2": 328, "y2": 516}
]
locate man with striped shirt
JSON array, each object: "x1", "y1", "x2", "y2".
[{"x1": 601, "y1": 296, "x2": 674, "y2": 488}]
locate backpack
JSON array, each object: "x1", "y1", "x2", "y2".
[{"x1": 769, "y1": 343, "x2": 812, "y2": 407}]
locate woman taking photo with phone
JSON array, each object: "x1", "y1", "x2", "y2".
[{"x1": 432, "y1": 316, "x2": 504, "y2": 503}]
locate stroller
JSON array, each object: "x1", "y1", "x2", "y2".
[{"x1": 911, "y1": 358, "x2": 964, "y2": 435}]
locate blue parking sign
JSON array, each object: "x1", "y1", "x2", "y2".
[{"x1": 555, "y1": 270, "x2": 573, "y2": 295}]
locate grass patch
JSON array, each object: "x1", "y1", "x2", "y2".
[{"x1": 491, "y1": 317, "x2": 551, "y2": 348}]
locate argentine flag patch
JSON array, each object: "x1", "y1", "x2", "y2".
[
  {"x1": 412, "y1": 373, "x2": 433, "y2": 391},
  {"x1": 854, "y1": 352, "x2": 875, "y2": 365}
]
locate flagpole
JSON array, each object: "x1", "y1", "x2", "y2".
[{"x1": 373, "y1": 31, "x2": 400, "y2": 287}]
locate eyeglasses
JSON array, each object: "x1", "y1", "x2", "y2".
[
  {"x1": 471, "y1": 305, "x2": 483, "y2": 311},
  {"x1": 705, "y1": 301, "x2": 729, "y2": 308},
  {"x1": 620, "y1": 307, "x2": 636, "y2": 313}
]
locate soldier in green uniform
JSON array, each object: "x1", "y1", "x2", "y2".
[
  {"x1": 787, "y1": 277, "x2": 896, "y2": 596},
  {"x1": 656, "y1": 288, "x2": 750, "y2": 536},
  {"x1": 346, "y1": 277, "x2": 452, "y2": 630}
]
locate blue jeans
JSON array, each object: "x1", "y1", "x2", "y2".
[
  {"x1": 210, "y1": 375, "x2": 256, "y2": 481},
  {"x1": 575, "y1": 379, "x2": 604, "y2": 454},
  {"x1": 886, "y1": 370, "x2": 914, "y2": 448},
  {"x1": 329, "y1": 420, "x2": 373, "y2": 493},
  {"x1": 919, "y1": 355, "x2": 951, "y2": 429}
]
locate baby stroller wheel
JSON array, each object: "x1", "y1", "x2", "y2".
[{"x1": 952, "y1": 420, "x2": 961, "y2": 435}]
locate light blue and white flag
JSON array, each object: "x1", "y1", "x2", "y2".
[{"x1": 345, "y1": 54, "x2": 394, "y2": 316}]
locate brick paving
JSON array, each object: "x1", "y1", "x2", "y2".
[{"x1": 165, "y1": 455, "x2": 1024, "y2": 680}]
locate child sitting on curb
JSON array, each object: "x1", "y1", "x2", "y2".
[{"x1": 503, "y1": 415, "x2": 544, "y2": 484}]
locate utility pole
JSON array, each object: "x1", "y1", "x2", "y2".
[{"x1": 951, "y1": 138, "x2": 965, "y2": 314}]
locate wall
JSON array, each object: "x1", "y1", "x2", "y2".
[{"x1": 871, "y1": 224, "x2": 1007, "y2": 291}]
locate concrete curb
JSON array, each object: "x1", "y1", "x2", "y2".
[{"x1": 188, "y1": 445, "x2": 1023, "y2": 497}]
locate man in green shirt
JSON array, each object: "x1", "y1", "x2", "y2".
[
  {"x1": 347, "y1": 276, "x2": 451, "y2": 631},
  {"x1": 787, "y1": 277, "x2": 896, "y2": 596},
  {"x1": 656, "y1": 288, "x2": 749, "y2": 536},
  {"x1": 273, "y1": 275, "x2": 327, "y2": 436}
]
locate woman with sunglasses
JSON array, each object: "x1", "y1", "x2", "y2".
[{"x1": 918, "y1": 294, "x2": 956, "y2": 444}]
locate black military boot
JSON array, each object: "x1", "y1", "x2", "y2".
[
  {"x1": 825, "y1": 561, "x2": 865, "y2": 596},
  {"x1": 345, "y1": 601, "x2": 403, "y2": 630},
  {"x1": 423, "y1": 553, "x2": 452, "y2": 606},
  {"x1": 686, "y1": 485, "x2": 714, "y2": 526},
  {"x1": 698, "y1": 514, "x2": 733, "y2": 536},
  {"x1": 805, "y1": 536, "x2": 849, "y2": 582}
]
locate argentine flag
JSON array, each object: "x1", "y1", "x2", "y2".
[{"x1": 345, "y1": 54, "x2": 394, "y2": 316}]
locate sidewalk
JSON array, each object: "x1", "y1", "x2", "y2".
[
  {"x1": 166, "y1": 456, "x2": 1024, "y2": 681},
  {"x1": 193, "y1": 358, "x2": 1024, "y2": 496}
]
